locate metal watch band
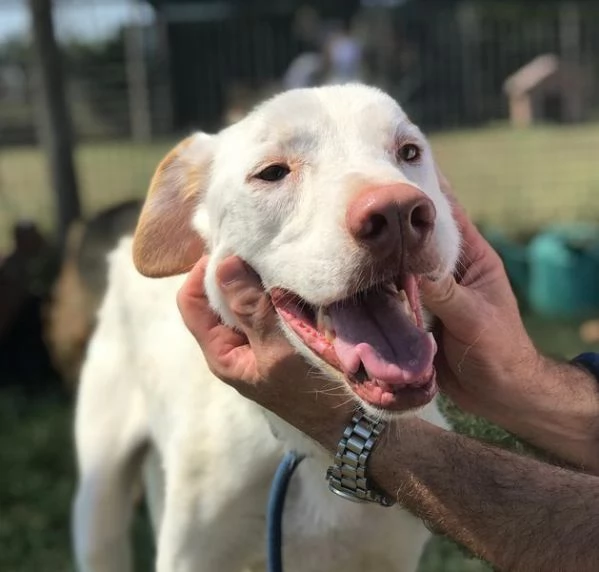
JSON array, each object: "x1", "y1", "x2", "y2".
[{"x1": 326, "y1": 410, "x2": 394, "y2": 507}]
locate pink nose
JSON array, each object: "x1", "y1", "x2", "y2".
[{"x1": 346, "y1": 183, "x2": 436, "y2": 260}]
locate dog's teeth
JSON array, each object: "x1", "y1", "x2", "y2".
[
  {"x1": 317, "y1": 307, "x2": 332, "y2": 329},
  {"x1": 397, "y1": 289, "x2": 412, "y2": 316},
  {"x1": 323, "y1": 313, "x2": 333, "y2": 331},
  {"x1": 323, "y1": 314, "x2": 336, "y2": 342},
  {"x1": 317, "y1": 307, "x2": 336, "y2": 342},
  {"x1": 317, "y1": 307, "x2": 325, "y2": 331}
]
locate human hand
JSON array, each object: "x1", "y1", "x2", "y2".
[
  {"x1": 420, "y1": 170, "x2": 540, "y2": 421},
  {"x1": 421, "y1": 171, "x2": 599, "y2": 469},
  {"x1": 176, "y1": 256, "x2": 353, "y2": 451}
]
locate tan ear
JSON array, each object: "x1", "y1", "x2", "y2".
[{"x1": 133, "y1": 133, "x2": 213, "y2": 278}]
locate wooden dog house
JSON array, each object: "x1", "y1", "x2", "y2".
[{"x1": 503, "y1": 54, "x2": 587, "y2": 127}]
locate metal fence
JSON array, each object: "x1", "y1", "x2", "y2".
[{"x1": 1, "y1": 0, "x2": 599, "y2": 248}]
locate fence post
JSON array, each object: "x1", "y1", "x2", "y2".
[
  {"x1": 29, "y1": 0, "x2": 81, "y2": 254},
  {"x1": 154, "y1": 10, "x2": 174, "y2": 135},
  {"x1": 457, "y1": 1, "x2": 482, "y2": 124},
  {"x1": 125, "y1": 0, "x2": 152, "y2": 142},
  {"x1": 560, "y1": 1, "x2": 581, "y2": 65}
]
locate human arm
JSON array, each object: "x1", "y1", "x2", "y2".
[
  {"x1": 371, "y1": 418, "x2": 599, "y2": 572},
  {"x1": 177, "y1": 258, "x2": 599, "y2": 571}
]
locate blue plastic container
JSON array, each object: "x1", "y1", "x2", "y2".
[
  {"x1": 528, "y1": 223, "x2": 599, "y2": 318},
  {"x1": 483, "y1": 228, "x2": 530, "y2": 306}
]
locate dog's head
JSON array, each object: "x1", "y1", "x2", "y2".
[{"x1": 133, "y1": 84, "x2": 460, "y2": 415}]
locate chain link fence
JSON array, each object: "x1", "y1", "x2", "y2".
[{"x1": 1, "y1": 0, "x2": 599, "y2": 248}]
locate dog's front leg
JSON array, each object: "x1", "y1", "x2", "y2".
[
  {"x1": 73, "y1": 460, "x2": 140, "y2": 572},
  {"x1": 156, "y1": 455, "x2": 271, "y2": 572},
  {"x1": 73, "y1": 338, "x2": 149, "y2": 572}
]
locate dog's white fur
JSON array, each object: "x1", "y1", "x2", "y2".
[{"x1": 73, "y1": 84, "x2": 460, "y2": 572}]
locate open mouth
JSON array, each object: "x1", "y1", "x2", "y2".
[{"x1": 270, "y1": 275, "x2": 437, "y2": 412}]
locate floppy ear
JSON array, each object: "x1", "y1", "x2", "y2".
[{"x1": 133, "y1": 133, "x2": 213, "y2": 278}]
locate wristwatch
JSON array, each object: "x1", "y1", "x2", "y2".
[{"x1": 325, "y1": 410, "x2": 394, "y2": 507}]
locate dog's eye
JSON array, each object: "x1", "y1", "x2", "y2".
[
  {"x1": 256, "y1": 164, "x2": 290, "y2": 182},
  {"x1": 397, "y1": 144, "x2": 421, "y2": 163}
]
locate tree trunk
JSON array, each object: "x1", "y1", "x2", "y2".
[{"x1": 29, "y1": 0, "x2": 80, "y2": 253}]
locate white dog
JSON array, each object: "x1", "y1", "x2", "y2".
[{"x1": 73, "y1": 84, "x2": 460, "y2": 572}]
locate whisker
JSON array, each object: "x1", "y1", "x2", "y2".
[{"x1": 332, "y1": 395, "x2": 360, "y2": 410}]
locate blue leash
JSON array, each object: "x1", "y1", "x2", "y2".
[{"x1": 267, "y1": 450, "x2": 305, "y2": 572}]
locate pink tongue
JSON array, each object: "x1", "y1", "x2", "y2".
[{"x1": 329, "y1": 291, "x2": 435, "y2": 385}]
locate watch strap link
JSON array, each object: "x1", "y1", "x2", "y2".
[{"x1": 326, "y1": 410, "x2": 394, "y2": 507}]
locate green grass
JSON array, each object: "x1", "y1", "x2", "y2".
[
  {"x1": 0, "y1": 390, "x2": 74, "y2": 572},
  {"x1": 2, "y1": 121, "x2": 599, "y2": 248},
  {"x1": 0, "y1": 139, "x2": 173, "y2": 249},
  {"x1": 432, "y1": 122, "x2": 599, "y2": 232},
  {"x1": 0, "y1": 387, "x2": 154, "y2": 572}
]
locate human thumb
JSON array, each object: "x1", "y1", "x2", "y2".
[
  {"x1": 216, "y1": 256, "x2": 279, "y2": 342},
  {"x1": 420, "y1": 274, "x2": 477, "y2": 328}
]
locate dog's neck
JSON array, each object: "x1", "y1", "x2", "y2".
[{"x1": 262, "y1": 409, "x2": 332, "y2": 467}]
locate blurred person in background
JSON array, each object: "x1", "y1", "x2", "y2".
[{"x1": 283, "y1": 7, "x2": 363, "y2": 89}]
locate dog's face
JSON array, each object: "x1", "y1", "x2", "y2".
[{"x1": 133, "y1": 84, "x2": 460, "y2": 415}]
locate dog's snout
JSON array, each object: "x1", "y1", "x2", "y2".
[{"x1": 347, "y1": 183, "x2": 436, "y2": 259}]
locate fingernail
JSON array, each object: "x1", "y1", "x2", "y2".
[
  {"x1": 420, "y1": 275, "x2": 445, "y2": 296},
  {"x1": 218, "y1": 260, "x2": 249, "y2": 288}
]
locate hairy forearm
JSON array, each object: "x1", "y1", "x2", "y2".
[
  {"x1": 490, "y1": 357, "x2": 599, "y2": 473},
  {"x1": 371, "y1": 420, "x2": 599, "y2": 571}
]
